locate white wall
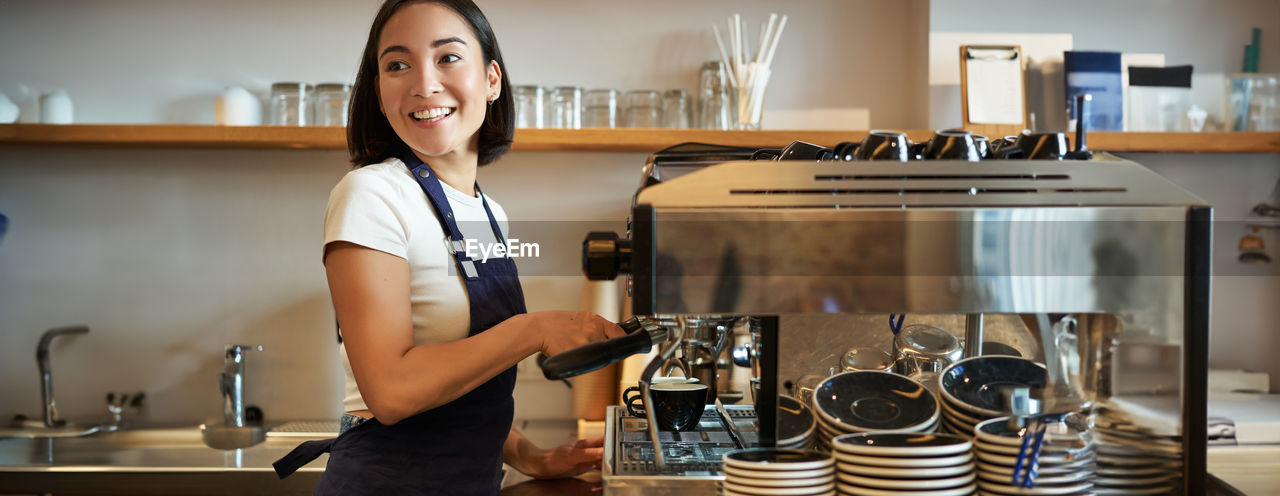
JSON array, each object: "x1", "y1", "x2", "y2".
[
  {"x1": 0, "y1": 0, "x2": 929, "y2": 425},
  {"x1": 0, "y1": 0, "x2": 930, "y2": 129}
]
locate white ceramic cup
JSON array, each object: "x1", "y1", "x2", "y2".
[
  {"x1": 0, "y1": 91, "x2": 19, "y2": 123},
  {"x1": 216, "y1": 87, "x2": 262, "y2": 126},
  {"x1": 39, "y1": 90, "x2": 73, "y2": 124}
]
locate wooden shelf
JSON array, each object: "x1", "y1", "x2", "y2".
[{"x1": 1, "y1": 124, "x2": 1278, "y2": 154}]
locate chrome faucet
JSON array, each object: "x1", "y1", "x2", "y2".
[
  {"x1": 219, "y1": 344, "x2": 261, "y2": 427},
  {"x1": 37, "y1": 325, "x2": 89, "y2": 428}
]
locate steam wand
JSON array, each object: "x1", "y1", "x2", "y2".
[
  {"x1": 639, "y1": 317, "x2": 686, "y2": 471},
  {"x1": 1065, "y1": 94, "x2": 1093, "y2": 160}
]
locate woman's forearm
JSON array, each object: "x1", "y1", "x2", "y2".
[
  {"x1": 372, "y1": 315, "x2": 539, "y2": 423},
  {"x1": 503, "y1": 427, "x2": 543, "y2": 477}
]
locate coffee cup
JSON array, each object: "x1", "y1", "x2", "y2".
[
  {"x1": 622, "y1": 380, "x2": 708, "y2": 431},
  {"x1": 1014, "y1": 132, "x2": 1069, "y2": 160},
  {"x1": 924, "y1": 129, "x2": 981, "y2": 161},
  {"x1": 855, "y1": 130, "x2": 911, "y2": 161}
]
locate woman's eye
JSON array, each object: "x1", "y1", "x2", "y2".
[
  {"x1": 385, "y1": 61, "x2": 408, "y2": 72},
  {"x1": 439, "y1": 54, "x2": 461, "y2": 64}
]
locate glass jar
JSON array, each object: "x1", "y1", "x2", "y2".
[
  {"x1": 313, "y1": 83, "x2": 351, "y2": 127},
  {"x1": 698, "y1": 61, "x2": 735, "y2": 130},
  {"x1": 514, "y1": 85, "x2": 544, "y2": 129},
  {"x1": 583, "y1": 89, "x2": 620, "y2": 128},
  {"x1": 662, "y1": 89, "x2": 690, "y2": 129},
  {"x1": 270, "y1": 82, "x2": 309, "y2": 126},
  {"x1": 547, "y1": 86, "x2": 582, "y2": 129},
  {"x1": 623, "y1": 90, "x2": 662, "y2": 128}
]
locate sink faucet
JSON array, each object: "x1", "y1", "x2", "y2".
[
  {"x1": 37, "y1": 325, "x2": 89, "y2": 428},
  {"x1": 219, "y1": 344, "x2": 261, "y2": 427}
]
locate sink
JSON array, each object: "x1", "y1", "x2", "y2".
[
  {"x1": 200, "y1": 424, "x2": 267, "y2": 450},
  {"x1": 0, "y1": 420, "x2": 100, "y2": 439}
]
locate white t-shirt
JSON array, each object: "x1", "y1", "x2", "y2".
[{"x1": 323, "y1": 157, "x2": 510, "y2": 412}]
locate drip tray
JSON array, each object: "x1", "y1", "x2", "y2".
[{"x1": 610, "y1": 404, "x2": 758, "y2": 477}]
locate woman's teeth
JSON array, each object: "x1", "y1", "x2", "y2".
[{"x1": 411, "y1": 108, "x2": 454, "y2": 122}]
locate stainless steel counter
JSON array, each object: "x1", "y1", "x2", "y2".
[
  {"x1": 0, "y1": 420, "x2": 603, "y2": 495},
  {"x1": 0, "y1": 427, "x2": 326, "y2": 495}
]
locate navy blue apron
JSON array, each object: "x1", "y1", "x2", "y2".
[{"x1": 274, "y1": 155, "x2": 527, "y2": 495}]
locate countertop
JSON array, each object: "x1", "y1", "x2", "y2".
[
  {"x1": 0, "y1": 427, "x2": 327, "y2": 495},
  {"x1": 0, "y1": 419, "x2": 599, "y2": 495},
  {"x1": 4, "y1": 423, "x2": 1268, "y2": 495}
]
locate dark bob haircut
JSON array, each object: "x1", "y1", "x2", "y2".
[{"x1": 347, "y1": 0, "x2": 514, "y2": 167}]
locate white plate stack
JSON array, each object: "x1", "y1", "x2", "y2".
[
  {"x1": 812, "y1": 372, "x2": 940, "y2": 452},
  {"x1": 1092, "y1": 410, "x2": 1182, "y2": 495},
  {"x1": 971, "y1": 417, "x2": 1095, "y2": 495},
  {"x1": 830, "y1": 432, "x2": 976, "y2": 496},
  {"x1": 721, "y1": 449, "x2": 837, "y2": 496}
]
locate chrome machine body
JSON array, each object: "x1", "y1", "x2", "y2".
[{"x1": 590, "y1": 150, "x2": 1211, "y2": 495}]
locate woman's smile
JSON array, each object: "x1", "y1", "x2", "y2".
[{"x1": 409, "y1": 106, "x2": 457, "y2": 127}]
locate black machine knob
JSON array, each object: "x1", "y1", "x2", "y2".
[{"x1": 583, "y1": 231, "x2": 632, "y2": 281}]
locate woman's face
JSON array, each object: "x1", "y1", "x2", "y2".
[{"x1": 376, "y1": 2, "x2": 500, "y2": 166}]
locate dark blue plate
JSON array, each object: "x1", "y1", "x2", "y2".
[
  {"x1": 814, "y1": 371, "x2": 938, "y2": 432},
  {"x1": 777, "y1": 395, "x2": 815, "y2": 444},
  {"x1": 939, "y1": 356, "x2": 1047, "y2": 417}
]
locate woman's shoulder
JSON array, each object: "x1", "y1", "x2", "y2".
[{"x1": 331, "y1": 158, "x2": 416, "y2": 199}]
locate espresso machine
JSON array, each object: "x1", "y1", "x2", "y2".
[{"x1": 542, "y1": 134, "x2": 1212, "y2": 495}]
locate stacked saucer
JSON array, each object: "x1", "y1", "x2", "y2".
[
  {"x1": 938, "y1": 356, "x2": 1048, "y2": 438},
  {"x1": 831, "y1": 433, "x2": 976, "y2": 496},
  {"x1": 778, "y1": 395, "x2": 818, "y2": 450},
  {"x1": 811, "y1": 371, "x2": 939, "y2": 451},
  {"x1": 721, "y1": 449, "x2": 836, "y2": 496},
  {"x1": 1092, "y1": 409, "x2": 1182, "y2": 494},
  {"x1": 972, "y1": 416, "x2": 1095, "y2": 495}
]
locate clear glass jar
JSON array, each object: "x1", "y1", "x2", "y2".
[
  {"x1": 583, "y1": 89, "x2": 620, "y2": 128},
  {"x1": 698, "y1": 61, "x2": 735, "y2": 130},
  {"x1": 313, "y1": 83, "x2": 351, "y2": 127},
  {"x1": 514, "y1": 85, "x2": 544, "y2": 128},
  {"x1": 623, "y1": 90, "x2": 662, "y2": 128},
  {"x1": 547, "y1": 86, "x2": 582, "y2": 129},
  {"x1": 270, "y1": 82, "x2": 309, "y2": 126},
  {"x1": 662, "y1": 89, "x2": 690, "y2": 129}
]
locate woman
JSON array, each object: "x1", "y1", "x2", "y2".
[{"x1": 273, "y1": 0, "x2": 624, "y2": 493}]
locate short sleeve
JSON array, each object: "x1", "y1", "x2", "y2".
[{"x1": 323, "y1": 169, "x2": 410, "y2": 260}]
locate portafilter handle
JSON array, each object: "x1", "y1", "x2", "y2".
[{"x1": 536, "y1": 317, "x2": 666, "y2": 381}]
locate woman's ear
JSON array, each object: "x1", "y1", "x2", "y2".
[
  {"x1": 486, "y1": 60, "x2": 502, "y2": 102},
  {"x1": 374, "y1": 76, "x2": 385, "y2": 115}
]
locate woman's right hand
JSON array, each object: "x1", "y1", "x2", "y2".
[{"x1": 526, "y1": 311, "x2": 625, "y2": 357}]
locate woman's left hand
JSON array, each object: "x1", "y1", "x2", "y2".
[{"x1": 530, "y1": 435, "x2": 604, "y2": 479}]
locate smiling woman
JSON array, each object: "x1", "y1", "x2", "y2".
[{"x1": 269, "y1": 1, "x2": 626, "y2": 494}]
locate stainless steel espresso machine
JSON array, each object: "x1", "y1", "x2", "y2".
[{"x1": 542, "y1": 135, "x2": 1212, "y2": 495}]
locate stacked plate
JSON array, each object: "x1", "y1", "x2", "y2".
[
  {"x1": 830, "y1": 433, "x2": 976, "y2": 496},
  {"x1": 1092, "y1": 409, "x2": 1182, "y2": 494},
  {"x1": 778, "y1": 395, "x2": 818, "y2": 450},
  {"x1": 972, "y1": 416, "x2": 1096, "y2": 495},
  {"x1": 938, "y1": 356, "x2": 1048, "y2": 438},
  {"x1": 721, "y1": 449, "x2": 836, "y2": 496},
  {"x1": 811, "y1": 371, "x2": 939, "y2": 450}
]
